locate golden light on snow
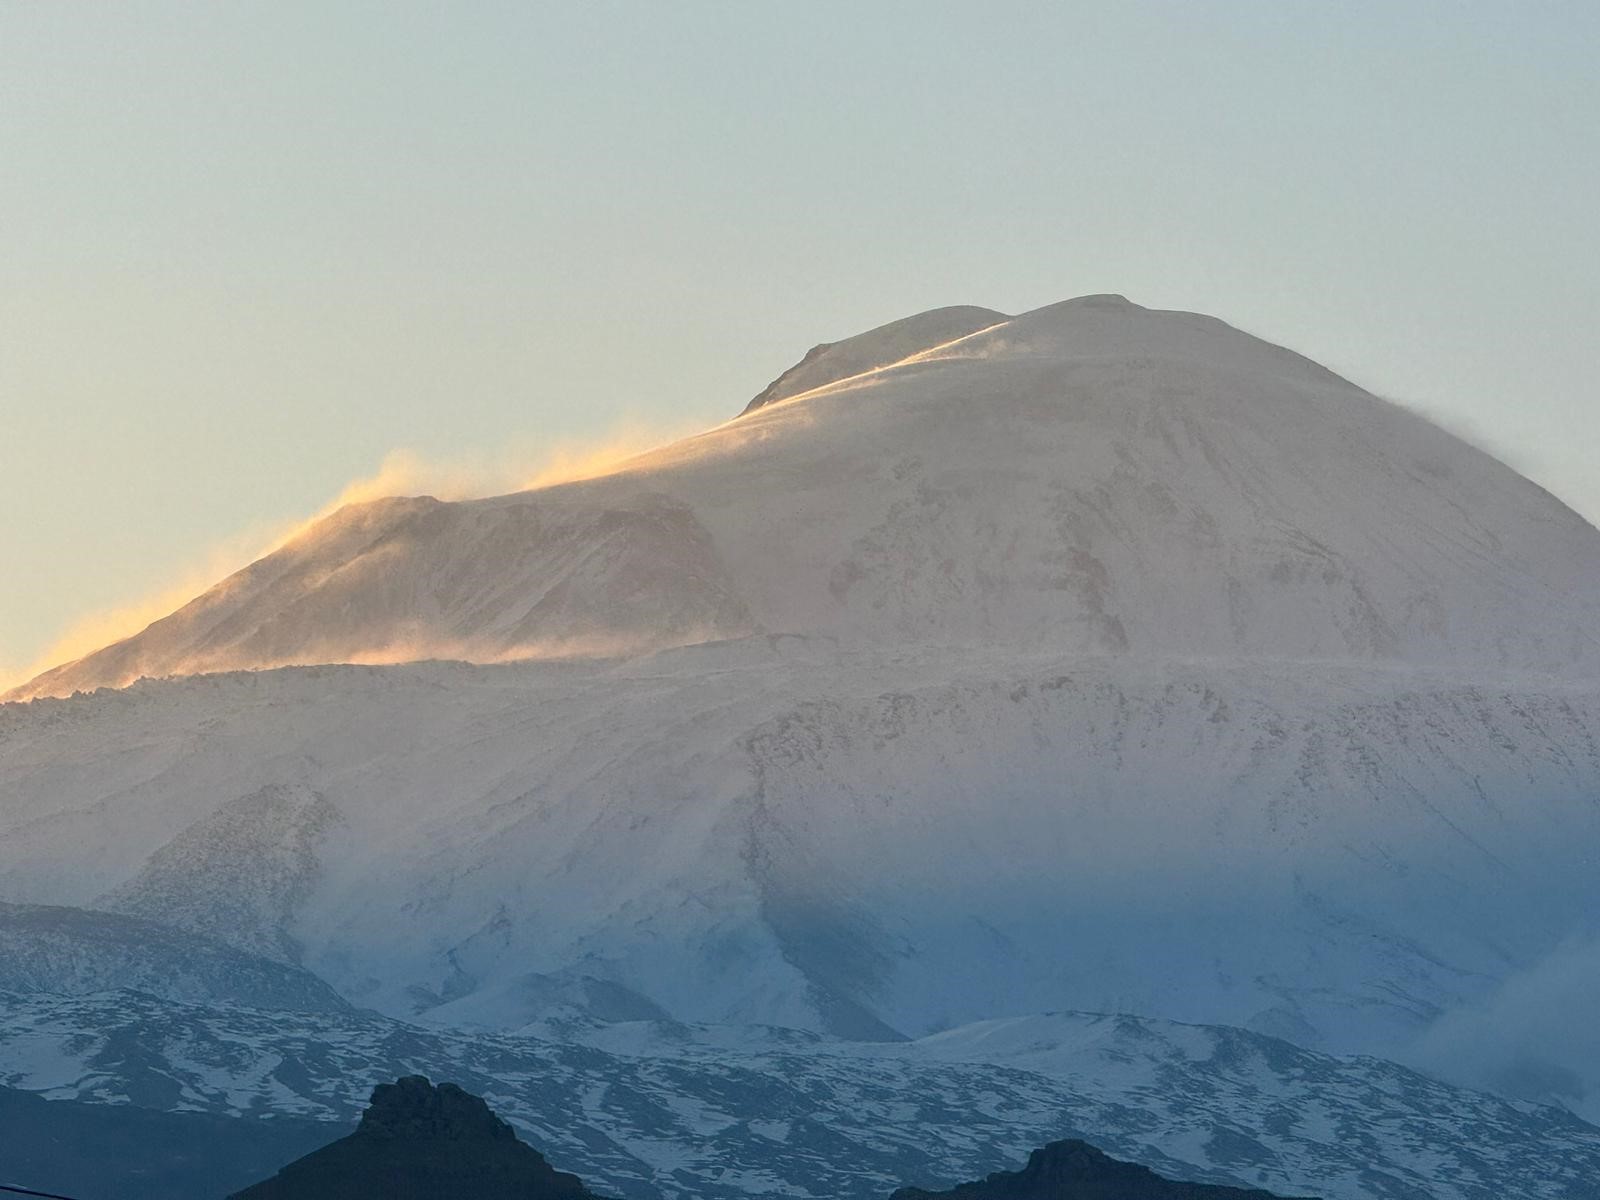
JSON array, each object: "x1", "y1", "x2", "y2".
[
  {"x1": 2, "y1": 419, "x2": 708, "y2": 693},
  {"x1": 0, "y1": 522, "x2": 296, "y2": 692},
  {"x1": 517, "y1": 421, "x2": 704, "y2": 490}
]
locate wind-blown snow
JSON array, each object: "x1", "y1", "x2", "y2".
[
  {"x1": 13, "y1": 294, "x2": 1600, "y2": 698},
  {"x1": 740, "y1": 305, "x2": 1009, "y2": 413},
  {"x1": 4, "y1": 294, "x2": 1600, "y2": 1132}
]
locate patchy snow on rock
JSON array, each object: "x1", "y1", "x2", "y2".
[{"x1": 2, "y1": 990, "x2": 1597, "y2": 1200}]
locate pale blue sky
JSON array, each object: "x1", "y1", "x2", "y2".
[{"x1": 3, "y1": 2, "x2": 1597, "y2": 682}]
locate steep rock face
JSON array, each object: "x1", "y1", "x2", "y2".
[
  {"x1": 229, "y1": 1075, "x2": 604, "y2": 1200},
  {"x1": 13, "y1": 294, "x2": 1600, "y2": 699},
  {"x1": 892, "y1": 1139, "x2": 1317, "y2": 1200}
]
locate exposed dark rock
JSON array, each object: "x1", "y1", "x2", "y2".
[
  {"x1": 890, "y1": 1139, "x2": 1319, "y2": 1200},
  {"x1": 227, "y1": 1075, "x2": 606, "y2": 1200}
]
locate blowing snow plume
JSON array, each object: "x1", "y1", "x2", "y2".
[
  {"x1": 1411, "y1": 937, "x2": 1600, "y2": 1123},
  {"x1": 7, "y1": 297, "x2": 1600, "y2": 1199},
  {"x1": 4, "y1": 421, "x2": 709, "y2": 700},
  {"x1": 0, "y1": 518, "x2": 300, "y2": 696},
  {"x1": 12, "y1": 292, "x2": 1600, "y2": 704}
]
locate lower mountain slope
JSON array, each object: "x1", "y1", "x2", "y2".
[
  {"x1": 3, "y1": 990, "x2": 1597, "y2": 1200},
  {"x1": 4, "y1": 649, "x2": 1598, "y2": 1088}
]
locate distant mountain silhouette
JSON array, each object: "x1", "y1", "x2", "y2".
[
  {"x1": 227, "y1": 1075, "x2": 608, "y2": 1200},
  {"x1": 892, "y1": 1139, "x2": 1318, "y2": 1200}
]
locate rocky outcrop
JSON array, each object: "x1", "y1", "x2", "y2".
[
  {"x1": 892, "y1": 1139, "x2": 1318, "y2": 1200},
  {"x1": 227, "y1": 1075, "x2": 607, "y2": 1200}
]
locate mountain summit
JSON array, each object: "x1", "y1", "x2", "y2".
[
  {"x1": 740, "y1": 303, "x2": 1009, "y2": 413},
  {"x1": 12, "y1": 295, "x2": 1600, "y2": 700}
]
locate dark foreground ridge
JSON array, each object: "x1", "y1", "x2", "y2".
[
  {"x1": 891, "y1": 1139, "x2": 1319, "y2": 1200},
  {"x1": 225, "y1": 1078, "x2": 1317, "y2": 1200},
  {"x1": 227, "y1": 1075, "x2": 608, "y2": 1200}
]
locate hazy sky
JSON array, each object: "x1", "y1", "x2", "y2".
[{"x1": 3, "y1": 2, "x2": 1597, "y2": 684}]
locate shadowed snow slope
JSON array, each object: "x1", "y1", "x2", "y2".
[
  {"x1": 0, "y1": 901, "x2": 349, "y2": 1013},
  {"x1": 4, "y1": 296, "x2": 1600, "y2": 1112},
  {"x1": 4, "y1": 650, "x2": 1600, "y2": 1074},
  {"x1": 12, "y1": 294, "x2": 1600, "y2": 697}
]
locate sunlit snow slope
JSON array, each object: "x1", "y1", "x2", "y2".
[
  {"x1": 13, "y1": 294, "x2": 1600, "y2": 698},
  {"x1": 4, "y1": 295, "x2": 1600, "y2": 1108}
]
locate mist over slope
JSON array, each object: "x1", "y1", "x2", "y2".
[
  {"x1": 13, "y1": 294, "x2": 1600, "y2": 699},
  {"x1": 5, "y1": 295, "x2": 1600, "y2": 1119},
  {"x1": 4, "y1": 649, "x2": 1599, "y2": 1068},
  {"x1": 0, "y1": 900, "x2": 349, "y2": 1013}
]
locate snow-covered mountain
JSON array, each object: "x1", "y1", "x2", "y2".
[
  {"x1": 13, "y1": 295, "x2": 1600, "y2": 699},
  {"x1": 4, "y1": 295, "x2": 1600, "y2": 1143},
  {"x1": 5, "y1": 651, "x2": 1598, "y2": 1076},
  {"x1": 4, "y1": 990, "x2": 1598, "y2": 1200}
]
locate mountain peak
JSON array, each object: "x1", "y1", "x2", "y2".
[
  {"x1": 740, "y1": 296, "x2": 1156, "y2": 417},
  {"x1": 741, "y1": 303, "x2": 1009, "y2": 414},
  {"x1": 11, "y1": 292, "x2": 1600, "y2": 701},
  {"x1": 1038, "y1": 292, "x2": 1139, "y2": 309},
  {"x1": 740, "y1": 294, "x2": 1350, "y2": 422}
]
